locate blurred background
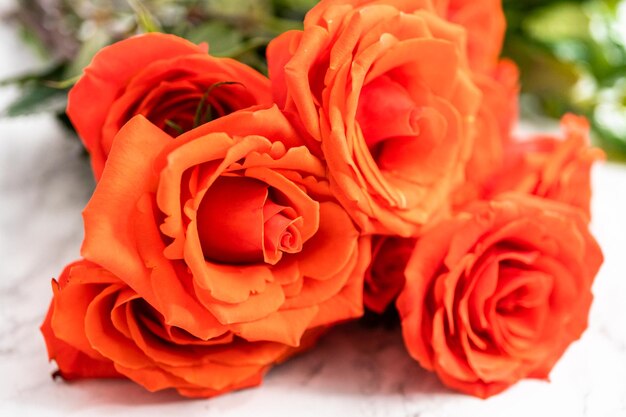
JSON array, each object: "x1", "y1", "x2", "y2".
[{"x1": 1, "y1": 0, "x2": 625, "y2": 158}]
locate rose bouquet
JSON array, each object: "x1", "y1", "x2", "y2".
[{"x1": 39, "y1": 0, "x2": 603, "y2": 399}]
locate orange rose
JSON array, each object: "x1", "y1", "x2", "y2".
[
  {"x1": 67, "y1": 33, "x2": 272, "y2": 180},
  {"x1": 41, "y1": 261, "x2": 294, "y2": 397},
  {"x1": 397, "y1": 194, "x2": 603, "y2": 398},
  {"x1": 433, "y1": 0, "x2": 506, "y2": 73},
  {"x1": 42, "y1": 106, "x2": 370, "y2": 397},
  {"x1": 268, "y1": 0, "x2": 481, "y2": 236},
  {"x1": 454, "y1": 60, "x2": 520, "y2": 206},
  {"x1": 364, "y1": 236, "x2": 414, "y2": 314},
  {"x1": 430, "y1": 0, "x2": 521, "y2": 207},
  {"x1": 485, "y1": 114, "x2": 604, "y2": 218},
  {"x1": 472, "y1": 60, "x2": 520, "y2": 149}
]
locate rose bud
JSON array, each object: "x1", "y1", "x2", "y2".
[
  {"x1": 67, "y1": 33, "x2": 272, "y2": 180},
  {"x1": 397, "y1": 194, "x2": 603, "y2": 398},
  {"x1": 42, "y1": 106, "x2": 370, "y2": 397},
  {"x1": 268, "y1": 0, "x2": 481, "y2": 236}
]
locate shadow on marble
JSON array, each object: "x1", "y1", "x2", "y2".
[
  {"x1": 30, "y1": 321, "x2": 452, "y2": 408},
  {"x1": 267, "y1": 321, "x2": 452, "y2": 398},
  {"x1": 48, "y1": 378, "x2": 190, "y2": 406}
]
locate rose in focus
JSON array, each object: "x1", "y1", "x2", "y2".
[
  {"x1": 38, "y1": 0, "x2": 607, "y2": 401},
  {"x1": 397, "y1": 194, "x2": 603, "y2": 398},
  {"x1": 42, "y1": 106, "x2": 370, "y2": 396},
  {"x1": 41, "y1": 260, "x2": 302, "y2": 397},
  {"x1": 269, "y1": 0, "x2": 481, "y2": 235},
  {"x1": 68, "y1": 33, "x2": 272, "y2": 179}
]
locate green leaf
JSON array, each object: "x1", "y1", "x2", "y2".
[
  {"x1": 63, "y1": 30, "x2": 111, "y2": 80},
  {"x1": 592, "y1": 79, "x2": 626, "y2": 159},
  {"x1": 271, "y1": 0, "x2": 317, "y2": 17},
  {"x1": 0, "y1": 63, "x2": 71, "y2": 117},
  {"x1": 505, "y1": 37, "x2": 582, "y2": 101},
  {"x1": 523, "y1": 3, "x2": 591, "y2": 42},
  {"x1": 221, "y1": 37, "x2": 272, "y2": 59},
  {"x1": 206, "y1": 0, "x2": 271, "y2": 20},
  {"x1": 128, "y1": 0, "x2": 162, "y2": 33},
  {"x1": 262, "y1": 16, "x2": 303, "y2": 35},
  {"x1": 0, "y1": 63, "x2": 66, "y2": 87},
  {"x1": 44, "y1": 74, "x2": 81, "y2": 89},
  {"x1": 2, "y1": 84, "x2": 67, "y2": 117},
  {"x1": 593, "y1": 122, "x2": 626, "y2": 161},
  {"x1": 17, "y1": 25, "x2": 54, "y2": 61},
  {"x1": 164, "y1": 119, "x2": 184, "y2": 135},
  {"x1": 193, "y1": 81, "x2": 244, "y2": 127},
  {"x1": 185, "y1": 21, "x2": 244, "y2": 56}
]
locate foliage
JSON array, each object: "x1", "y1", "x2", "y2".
[
  {"x1": 2, "y1": 0, "x2": 625, "y2": 158},
  {"x1": 503, "y1": 0, "x2": 626, "y2": 158}
]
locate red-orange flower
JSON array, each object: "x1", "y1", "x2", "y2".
[
  {"x1": 485, "y1": 114, "x2": 604, "y2": 218},
  {"x1": 433, "y1": 0, "x2": 506, "y2": 73},
  {"x1": 454, "y1": 60, "x2": 520, "y2": 207},
  {"x1": 68, "y1": 33, "x2": 272, "y2": 180},
  {"x1": 268, "y1": 0, "x2": 481, "y2": 236},
  {"x1": 397, "y1": 194, "x2": 603, "y2": 398},
  {"x1": 41, "y1": 260, "x2": 294, "y2": 398},
  {"x1": 429, "y1": 0, "x2": 520, "y2": 208},
  {"x1": 42, "y1": 106, "x2": 370, "y2": 397},
  {"x1": 364, "y1": 236, "x2": 414, "y2": 314}
]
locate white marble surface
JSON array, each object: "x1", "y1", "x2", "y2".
[{"x1": 1, "y1": 10, "x2": 626, "y2": 417}]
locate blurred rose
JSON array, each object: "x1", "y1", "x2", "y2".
[
  {"x1": 454, "y1": 60, "x2": 520, "y2": 207},
  {"x1": 486, "y1": 114, "x2": 604, "y2": 218},
  {"x1": 431, "y1": 0, "x2": 520, "y2": 208},
  {"x1": 433, "y1": 0, "x2": 506, "y2": 73}
]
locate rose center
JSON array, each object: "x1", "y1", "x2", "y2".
[
  {"x1": 196, "y1": 176, "x2": 303, "y2": 265},
  {"x1": 491, "y1": 266, "x2": 554, "y2": 342},
  {"x1": 357, "y1": 75, "x2": 421, "y2": 151},
  {"x1": 139, "y1": 81, "x2": 248, "y2": 136},
  {"x1": 356, "y1": 75, "x2": 446, "y2": 174}
]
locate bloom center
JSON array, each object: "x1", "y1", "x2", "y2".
[{"x1": 196, "y1": 176, "x2": 303, "y2": 265}]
